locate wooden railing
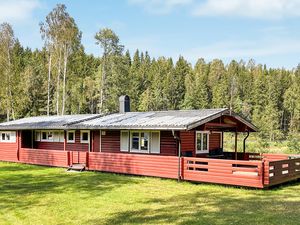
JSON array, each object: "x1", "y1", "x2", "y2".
[
  {"x1": 88, "y1": 152, "x2": 179, "y2": 179},
  {"x1": 264, "y1": 158, "x2": 300, "y2": 186},
  {"x1": 182, "y1": 157, "x2": 264, "y2": 188},
  {"x1": 20, "y1": 148, "x2": 69, "y2": 167}
]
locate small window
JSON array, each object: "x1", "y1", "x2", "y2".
[
  {"x1": 140, "y1": 132, "x2": 149, "y2": 151},
  {"x1": 80, "y1": 131, "x2": 89, "y2": 143},
  {"x1": 196, "y1": 131, "x2": 209, "y2": 154},
  {"x1": 41, "y1": 131, "x2": 54, "y2": 142},
  {"x1": 131, "y1": 132, "x2": 140, "y2": 151},
  {"x1": 67, "y1": 131, "x2": 75, "y2": 143},
  {"x1": 42, "y1": 131, "x2": 47, "y2": 140},
  {"x1": 0, "y1": 131, "x2": 16, "y2": 143}
]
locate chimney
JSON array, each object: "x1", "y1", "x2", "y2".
[{"x1": 119, "y1": 95, "x2": 130, "y2": 113}]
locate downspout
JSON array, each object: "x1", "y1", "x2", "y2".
[
  {"x1": 243, "y1": 131, "x2": 250, "y2": 159},
  {"x1": 172, "y1": 130, "x2": 181, "y2": 181}
]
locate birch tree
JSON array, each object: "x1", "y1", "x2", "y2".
[{"x1": 0, "y1": 23, "x2": 16, "y2": 121}]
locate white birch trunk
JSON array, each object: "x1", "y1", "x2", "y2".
[{"x1": 47, "y1": 52, "x2": 52, "y2": 116}]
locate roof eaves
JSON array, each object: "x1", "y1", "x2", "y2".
[{"x1": 186, "y1": 109, "x2": 230, "y2": 130}]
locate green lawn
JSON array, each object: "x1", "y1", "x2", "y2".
[{"x1": 0, "y1": 162, "x2": 299, "y2": 225}]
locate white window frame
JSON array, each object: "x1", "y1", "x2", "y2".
[
  {"x1": 41, "y1": 131, "x2": 53, "y2": 142},
  {"x1": 130, "y1": 131, "x2": 150, "y2": 153},
  {"x1": 196, "y1": 131, "x2": 209, "y2": 154},
  {"x1": 80, "y1": 130, "x2": 90, "y2": 143},
  {"x1": 53, "y1": 131, "x2": 64, "y2": 143},
  {"x1": 0, "y1": 131, "x2": 16, "y2": 143},
  {"x1": 67, "y1": 130, "x2": 75, "y2": 143}
]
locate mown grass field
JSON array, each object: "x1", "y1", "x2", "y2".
[{"x1": 0, "y1": 161, "x2": 299, "y2": 225}]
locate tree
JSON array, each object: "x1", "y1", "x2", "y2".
[
  {"x1": 40, "y1": 4, "x2": 81, "y2": 115},
  {"x1": 0, "y1": 23, "x2": 16, "y2": 121},
  {"x1": 95, "y1": 28, "x2": 123, "y2": 113}
]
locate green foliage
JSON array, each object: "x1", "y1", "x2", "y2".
[{"x1": 0, "y1": 5, "x2": 299, "y2": 142}]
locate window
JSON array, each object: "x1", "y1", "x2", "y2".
[
  {"x1": 0, "y1": 131, "x2": 16, "y2": 143},
  {"x1": 67, "y1": 131, "x2": 75, "y2": 143},
  {"x1": 80, "y1": 131, "x2": 89, "y2": 143},
  {"x1": 126, "y1": 131, "x2": 160, "y2": 154},
  {"x1": 41, "y1": 131, "x2": 53, "y2": 142},
  {"x1": 53, "y1": 131, "x2": 64, "y2": 142},
  {"x1": 196, "y1": 131, "x2": 209, "y2": 154},
  {"x1": 131, "y1": 132, "x2": 140, "y2": 151}
]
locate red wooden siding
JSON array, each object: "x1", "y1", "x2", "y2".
[
  {"x1": 93, "y1": 130, "x2": 100, "y2": 152},
  {"x1": 101, "y1": 130, "x2": 120, "y2": 153},
  {"x1": 100, "y1": 130, "x2": 178, "y2": 156},
  {"x1": 0, "y1": 142, "x2": 18, "y2": 162},
  {"x1": 180, "y1": 131, "x2": 195, "y2": 153},
  {"x1": 160, "y1": 131, "x2": 177, "y2": 156},
  {"x1": 88, "y1": 152, "x2": 179, "y2": 179},
  {"x1": 20, "y1": 148, "x2": 69, "y2": 167},
  {"x1": 180, "y1": 131, "x2": 221, "y2": 156},
  {"x1": 209, "y1": 132, "x2": 221, "y2": 151}
]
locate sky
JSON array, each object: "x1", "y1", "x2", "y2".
[{"x1": 1, "y1": 0, "x2": 300, "y2": 69}]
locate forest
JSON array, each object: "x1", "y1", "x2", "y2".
[{"x1": 0, "y1": 4, "x2": 299, "y2": 148}]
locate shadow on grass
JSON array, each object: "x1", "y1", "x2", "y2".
[
  {"x1": 96, "y1": 182, "x2": 300, "y2": 225},
  {"x1": 0, "y1": 163, "x2": 140, "y2": 213}
]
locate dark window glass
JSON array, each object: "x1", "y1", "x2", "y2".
[
  {"x1": 82, "y1": 132, "x2": 89, "y2": 141},
  {"x1": 68, "y1": 132, "x2": 74, "y2": 141},
  {"x1": 42, "y1": 132, "x2": 47, "y2": 140},
  {"x1": 131, "y1": 132, "x2": 139, "y2": 150}
]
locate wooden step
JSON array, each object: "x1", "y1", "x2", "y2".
[{"x1": 67, "y1": 163, "x2": 86, "y2": 172}]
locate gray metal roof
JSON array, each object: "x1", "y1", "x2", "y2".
[
  {"x1": 67, "y1": 109, "x2": 231, "y2": 130},
  {"x1": 0, "y1": 114, "x2": 101, "y2": 130},
  {"x1": 0, "y1": 108, "x2": 257, "y2": 131}
]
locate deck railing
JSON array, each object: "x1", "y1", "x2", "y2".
[
  {"x1": 182, "y1": 157, "x2": 264, "y2": 188},
  {"x1": 1, "y1": 147, "x2": 300, "y2": 188},
  {"x1": 264, "y1": 158, "x2": 300, "y2": 186}
]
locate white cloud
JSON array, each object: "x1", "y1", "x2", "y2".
[
  {"x1": 181, "y1": 38, "x2": 300, "y2": 64},
  {"x1": 0, "y1": 0, "x2": 40, "y2": 23},
  {"x1": 128, "y1": 0, "x2": 193, "y2": 14},
  {"x1": 193, "y1": 0, "x2": 300, "y2": 19}
]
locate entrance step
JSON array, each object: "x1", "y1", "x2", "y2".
[{"x1": 67, "y1": 163, "x2": 86, "y2": 172}]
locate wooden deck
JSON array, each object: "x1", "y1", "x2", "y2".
[{"x1": 0, "y1": 147, "x2": 299, "y2": 188}]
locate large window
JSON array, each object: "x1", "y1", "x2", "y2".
[
  {"x1": 37, "y1": 130, "x2": 63, "y2": 142},
  {"x1": 196, "y1": 131, "x2": 209, "y2": 154},
  {"x1": 0, "y1": 131, "x2": 16, "y2": 143},
  {"x1": 120, "y1": 131, "x2": 160, "y2": 154}
]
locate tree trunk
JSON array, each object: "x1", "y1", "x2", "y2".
[
  {"x1": 56, "y1": 47, "x2": 62, "y2": 115},
  {"x1": 47, "y1": 52, "x2": 52, "y2": 116},
  {"x1": 99, "y1": 54, "x2": 106, "y2": 113},
  {"x1": 61, "y1": 45, "x2": 68, "y2": 115}
]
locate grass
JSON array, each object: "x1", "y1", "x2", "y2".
[{"x1": 0, "y1": 162, "x2": 300, "y2": 225}]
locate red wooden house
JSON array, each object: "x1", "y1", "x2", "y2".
[{"x1": 0, "y1": 96, "x2": 299, "y2": 188}]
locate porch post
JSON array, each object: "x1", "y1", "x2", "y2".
[
  {"x1": 235, "y1": 132, "x2": 238, "y2": 160},
  {"x1": 31, "y1": 130, "x2": 34, "y2": 149},
  {"x1": 64, "y1": 130, "x2": 67, "y2": 151}
]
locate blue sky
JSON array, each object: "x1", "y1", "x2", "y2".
[{"x1": 1, "y1": 0, "x2": 300, "y2": 69}]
